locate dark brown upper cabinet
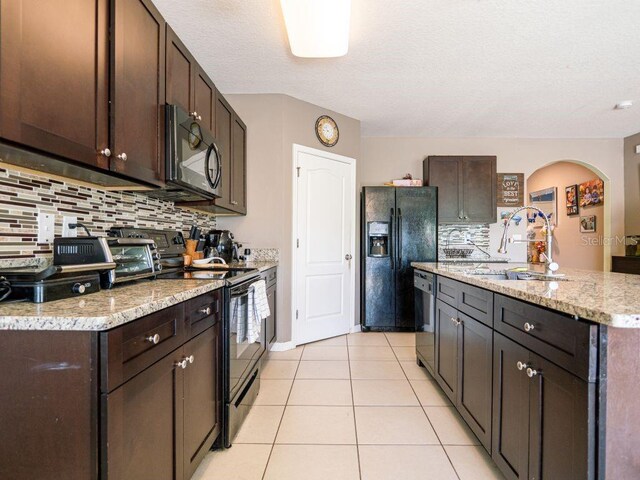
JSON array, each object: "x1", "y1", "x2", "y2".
[
  {"x1": 230, "y1": 115, "x2": 247, "y2": 214},
  {"x1": 0, "y1": 0, "x2": 110, "y2": 169},
  {"x1": 424, "y1": 156, "x2": 497, "y2": 223},
  {"x1": 110, "y1": 0, "x2": 166, "y2": 186},
  {"x1": 166, "y1": 26, "x2": 216, "y2": 134}
]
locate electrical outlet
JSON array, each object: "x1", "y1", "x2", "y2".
[
  {"x1": 62, "y1": 216, "x2": 78, "y2": 237},
  {"x1": 37, "y1": 211, "x2": 55, "y2": 244}
]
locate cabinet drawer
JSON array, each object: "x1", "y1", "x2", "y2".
[
  {"x1": 100, "y1": 303, "x2": 186, "y2": 392},
  {"x1": 436, "y1": 276, "x2": 458, "y2": 308},
  {"x1": 494, "y1": 294, "x2": 597, "y2": 381},
  {"x1": 262, "y1": 268, "x2": 277, "y2": 289},
  {"x1": 458, "y1": 282, "x2": 493, "y2": 327},
  {"x1": 185, "y1": 289, "x2": 223, "y2": 339}
]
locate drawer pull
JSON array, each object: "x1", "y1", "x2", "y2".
[
  {"x1": 175, "y1": 359, "x2": 188, "y2": 369},
  {"x1": 450, "y1": 317, "x2": 461, "y2": 326},
  {"x1": 145, "y1": 333, "x2": 160, "y2": 345},
  {"x1": 524, "y1": 322, "x2": 535, "y2": 332},
  {"x1": 187, "y1": 354, "x2": 195, "y2": 364},
  {"x1": 526, "y1": 367, "x2": 539, "y2": 378},
  {"x1": 199, "y1": 306, "x2": 212, "y2": 315},
  {"x1": 516, "y1": 361, "x2": 528, "y2": 371}
]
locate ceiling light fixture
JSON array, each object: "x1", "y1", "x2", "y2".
[
  {"x1": 280, "y1": 0, "x2": 351, "y2": 58},
  {"x1": 614, "y1": 101, "x2": 633, "y2": 110}
]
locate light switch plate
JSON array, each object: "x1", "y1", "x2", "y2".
[
  {"x1": 37, "y1": 211, "x2": 55, "y2": 244},
  {"x1": 62, "y1": 216, "x2": 78, "y2": 237}
]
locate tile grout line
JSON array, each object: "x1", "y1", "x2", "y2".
[
  {"x1": 347, "y1": 337, "x2": 364, "y2": 480},
  {"x1": 259, "y1": 344, "x2": 305, "y2": 480},
  {"x1": 387, "y1": 333, "x2": 462, "y2": 480}
]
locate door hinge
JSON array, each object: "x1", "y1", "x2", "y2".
[
  {"x1": 297, "y1": 166, "x2": 300, "y2": 178},
  {"x1": 296, "y1": 310, "x2": 299, "y2": 319},
  {"x1": 296, "y1": 238, "x2": 299, "y2": 248}
]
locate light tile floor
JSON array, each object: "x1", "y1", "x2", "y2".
[{"x1": 192, "y1": 332, "x2": 505, "y2": 480}]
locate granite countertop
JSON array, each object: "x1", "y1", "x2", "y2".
[
  {"x1": 229, "y1": 260, "x2": 278, "y2": 272},
  {"x1": 412, "y1": 262, "x2": 640, "y2": 329},
  {"x1": 0, "y1": 279, "x2": 225, "y2": 331}
]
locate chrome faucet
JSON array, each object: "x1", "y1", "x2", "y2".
[{"x1": 498, "y1": 206, "x2": 562, "y2": 277}]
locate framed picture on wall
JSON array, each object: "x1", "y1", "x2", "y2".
[
  {"x1": 579, "y1": 179, "x2": 604, "y2": 207},
  {"x1": 565, "y1": 185, "x2": 579, "y2": 216},
  {"x1": 580, "y1": 215, "x2": 596, "y2": 233}
]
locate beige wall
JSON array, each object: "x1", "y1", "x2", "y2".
[
  {"x1": 624, "y1": 132, "x2": 640, "y2": 234},
  {"x1": 220, "y1": 94, "x2": 361, "y2": 344},
  {"x1": 361, "y1": 137, "x2": 625, "y2": 268},
  {"x1": 527, "y1": 162, "x2": 605, "y2": 270}
]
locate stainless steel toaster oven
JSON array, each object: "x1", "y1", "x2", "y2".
[{"x1": 102, "y1": 238, "x2": 161, "y2": 287}]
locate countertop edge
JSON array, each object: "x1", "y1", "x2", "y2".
[{"x1": 412, "y1": 262, "x2": 640, "y2": 329}]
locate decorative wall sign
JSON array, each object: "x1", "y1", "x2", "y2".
[
  {"x1": 579, "y1": 178, "x2": 604, "y2": 207},
  {"x1": 580, "y1": 215, "x2": 596, "y2": 233},
  {"x1": 565, "y1": 185, "x2": 579, "y2": 216},
  {"x1": 496, "y1": 173, "x2": 524, "y2": 207}
]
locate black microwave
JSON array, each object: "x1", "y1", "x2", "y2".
[{"x1": 149, "y1": 104, "x2": 222, "y2": 202}]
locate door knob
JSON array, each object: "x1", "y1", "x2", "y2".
[
  {"x1": 526, "y1": 367, "x2": 539, "y2": 378},
  {"x1": 116, "y1": 153, "x2": 127, "y2": 162},
  {"x1": 99, "y1": 148, "x2": 111, "y2": 157},
  {"x1": 345, "y1": 254, "x2": 353, "y2": 260},
  {"x1": 516, "y1": 361, "x2": 528, "y2": 371},
  {"x1": 175, "y1": 359, "x2": 187, "y2": 369}
]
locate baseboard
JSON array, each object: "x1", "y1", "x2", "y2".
[
  {"x1": 350, "y1": 324, "x2": 362, "y2": 333},
  {"x1": 269, "y1": 341, "x2": 296, "y2": 352}
]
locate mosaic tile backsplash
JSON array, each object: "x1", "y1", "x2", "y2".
[
  {"x1": 0, "y1": 166, "x2": 216, "y2": 262},
  {"x1": 438, "y1": 223, "x2": 492, "y2": 260}
]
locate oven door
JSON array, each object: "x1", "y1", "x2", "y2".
[
  {"x1": 228, "y1": 282, "x2": 265, "y2": 400},
  {"x1": 166, "y1": 104, "x2": 221, "y2": 199}
]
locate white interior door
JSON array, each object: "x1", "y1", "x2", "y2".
[{"x1": 294, "y1": 145, "x2": 355, "y2": 345}]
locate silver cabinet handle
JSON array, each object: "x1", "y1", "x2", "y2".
[
  {"x1": 99, "y1": 148, "x2": 111, "y2": 157},
  {"x1": 345, "y1": 254, "x2": 353, "y2": 261},
  {"x1": 146, "y1": 333, "x2": 160, "y2": 344},
  {"x1": 199, "y1": 306, "x2": 212, "y2": 315},
  {"x1": 175, "y1": 359, "x2": 187, "y2": 369},
  {"x1": 450, "y1": 317, "x2": 461, "y2": 326},
  {"x1": 524, "y1": 322, "x2": 535, "y2": 332},
  {"x1": 516, "y1": 361, "x2": 528, "y2": 371},
  {"x1": 187, "y1": 355, "x2": 195, "y2": 364},
  {"x1": 526, "y1": 367, "x2": 539, "y2": 378},
  {"x1": 463, "y1": 215, "x2": 469, "y2": 220},
  {"x1": 116, "y1": 153, "x2": 127, "y2": 162},
  {"x1": 231, "y1": 200, "x2": 239, "y2": 205}
]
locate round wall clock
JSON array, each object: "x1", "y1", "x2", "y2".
[{"x1": 315, "y1": 115, "x2": 339, "y2": 147}]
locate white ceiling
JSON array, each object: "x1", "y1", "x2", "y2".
[{"x1": 154, "y1": 0, "x2": 640, "y2": 138}]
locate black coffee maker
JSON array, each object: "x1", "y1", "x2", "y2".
[{"x1": 204, "y1": 229, "x2": 240, "y2": 263}]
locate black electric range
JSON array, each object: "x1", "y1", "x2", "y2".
[{"x1": 157, "y1": 266, "x2": 259, "y2": 286}]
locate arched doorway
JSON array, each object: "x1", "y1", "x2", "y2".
[{"x1": 526, "y1": 160, "x2": 610, "y2": 271}]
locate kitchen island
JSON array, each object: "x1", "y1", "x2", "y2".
[{"x1": 412, "y1": 262, "x2": 640, "y2": 480}]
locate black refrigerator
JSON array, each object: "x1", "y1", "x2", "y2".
[{"x1": 361, "y1": 186, "x2": 438, "y2": 330}]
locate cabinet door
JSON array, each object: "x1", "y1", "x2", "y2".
[
  {"x1": 528, "y1": 354, "x2": 594, "y2": 480},
  {"x1": 266, "y1": 284, "x2": 277, "y2": 346},
  {"x1": 434, "y1": 299, "x2": 459, "y2": 403},
  {"x1": 215, "y1": 92, "x2": 234, "y2": 211},
  {"x1": 166, "y1": 25, "x2": 195, "y2": 114},
  {"x1": 0, "y1": 0, "x2": 109, "y2": 168},
  {"x1": 461, "y1": 156, "x2": 496, "y2": 223},
  {"x1": 102, "y1": 348, "x2": 184, "y2": 480},
  {"x1": 194, "y1": 68, "x2": 216, "y2": 134},
  {"x1": 492, "y1": 333, "x2": 530, "y2": 480},
  {"x1": 425, "y1": 156, "x2": 462, "y2": 223},
  {"x1": 183, "y1": 325, "x2": 221, "y2": 479},
  {"x1": 457, "y1": 313, "x2": 493, "y2": 451},
  {"x1": 231, "y1": 115, "x2": 247, "y2": 214},
  {"x1": 111, "y1": 0, "x2": 165, "y2": 186}
]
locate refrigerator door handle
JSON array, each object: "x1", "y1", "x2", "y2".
[
  {"x1": 397, "y1": 208, "x2": 403, "y2": 266},
  {"x1": 390, "y1": 208, "x2": 395, "y2": 270}
]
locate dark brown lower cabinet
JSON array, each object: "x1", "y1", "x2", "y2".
[
  {"x1": 434, "y1": 299, "x2": 458, "y2": 404},
  {"x1": 102, "y1": 348, "x2": 184, "y2": 480},
  {"x1": 183, "y1": 326, "x2": 221, "y2": 479},
  {"x1": 492, "y1": 332, "x2": 594, "y2": 480},
  {"x1": 457, "y1": 312, "x2": 493, "y2": 450}
]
